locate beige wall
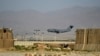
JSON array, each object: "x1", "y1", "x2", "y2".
[{"x1": 14, "y1": 41, "x2": 75, "y2": 46}]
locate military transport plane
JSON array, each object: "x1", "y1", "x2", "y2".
[{"x1": 47, "y1": 25, "x2": 74, "y2": 34}]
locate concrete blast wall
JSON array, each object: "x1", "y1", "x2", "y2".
[
  {"x1": 0, "y1": 28, "x2": 14, "y2": 48},
  {"x1": 75, "y1": 29, "x2": 100, "y2": 51}
]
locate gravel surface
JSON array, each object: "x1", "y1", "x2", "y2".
[
  {"x1": 0, "y1": 52, "x2": 25, "y2": 56},
  {"x1": 0, "y1": 51, "x2": 100, "y2": 56}
]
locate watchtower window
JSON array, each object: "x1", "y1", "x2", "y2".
[{"x1": 3, "y1": 29, "x2": 6, "y2": 33}]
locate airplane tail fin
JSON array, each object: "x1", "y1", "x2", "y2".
[
  {"x1": 66, "y1": 25, "x2": 74, "y2": 32},
  {"x1": 69, "y1": 25, "x2": 74, "y2": 29}
]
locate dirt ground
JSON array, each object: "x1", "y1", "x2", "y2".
[{"x1": 0, "y1": 51, "x2": 100, "y2": 56}]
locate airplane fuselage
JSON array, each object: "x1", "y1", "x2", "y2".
[{"x1": 47, "y1": 25, "x2": 74, "y2": 34}]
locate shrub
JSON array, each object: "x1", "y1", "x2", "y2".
[{"x1": 14, "y1": 45, "x2": 26, "y2": 50}]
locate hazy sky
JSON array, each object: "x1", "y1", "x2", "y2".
[
  {"x1": 0, "y1": 0, "x2": 100, "y2": 12},
  {"x1": 0, "y1": 0, "x2": 100, "y2": 40}
]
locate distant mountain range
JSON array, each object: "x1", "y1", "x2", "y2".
[{"x1": 0, "y1": 6, "x2": 100, "y2": 39}]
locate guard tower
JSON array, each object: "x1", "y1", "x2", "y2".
[{"x1": 0, "y1": 28, "x2": 14, "y2": 48}]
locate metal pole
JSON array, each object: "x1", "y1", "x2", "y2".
[
  {"x1": 54, "y1": 33, "x2": 57, "y2": 41},
  {"x1": 42, "y1": 34, "x2": 43, "y2": 42},
  {"x1": 41, "y1": 32, "x2": 44, "y2": 42}
]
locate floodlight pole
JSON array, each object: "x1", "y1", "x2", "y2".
[
  {"x1": 54, "y1": 33, "x2": 57, "y2": 42},
  {"x1": 42, "y1": 34, "x2": 43, "y2": 42},
  {"x1": 34, "y1": 29, "x2": 40, "y2": 42},
  {"x1": 41, "y1": 32, "x2": 44, "y2": 42}
]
